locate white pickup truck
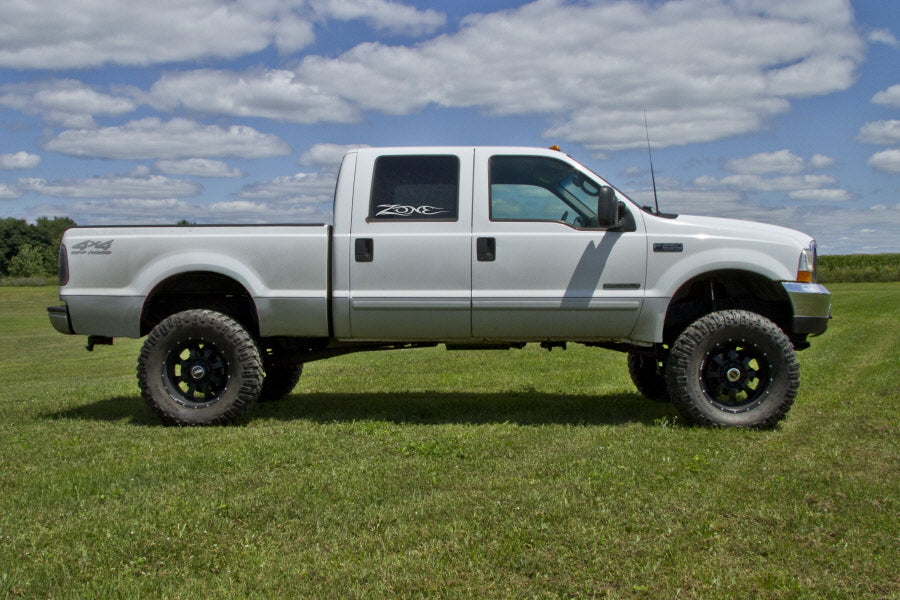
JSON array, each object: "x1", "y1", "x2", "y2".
[{"x1": 48, "y1": 146, "x2": 831, "y2": 428}]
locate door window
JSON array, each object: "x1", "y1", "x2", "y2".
[
  {"x1": 369, "y1": 155, "x2": 459, "y2": 221},
  {"x1": 489, "y1": 155, "x2": 601, "y2": 228}
]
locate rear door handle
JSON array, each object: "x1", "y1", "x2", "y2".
[
  {"x1": 355, "y1": 238, "x2": 374, "y2": 262},
  {"x1": 477, "y1": 237, "x2": 496, "y2": 262}
]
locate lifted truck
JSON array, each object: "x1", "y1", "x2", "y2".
[{"x1": 48, "y1": 146, "x2": 831, "y2": 427}]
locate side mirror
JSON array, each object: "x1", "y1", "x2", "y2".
[{"x1": 597, "y1": 186, "x2": 620, "y2": 228}]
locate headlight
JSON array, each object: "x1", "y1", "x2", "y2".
[{"x1": 797, "y1": 240, "x2": 817, "y2": 283}]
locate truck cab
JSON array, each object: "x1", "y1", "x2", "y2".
[{"x1": 333, "y1": 147, "x2": 647, "y2": 342}]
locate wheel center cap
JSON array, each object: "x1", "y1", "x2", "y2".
[
  {"x1": 190, "y1": 364, "x2": 207, "y2": 380},
  {"x1": 726, "y1": 367, "x2": 742, "y2": 383}
]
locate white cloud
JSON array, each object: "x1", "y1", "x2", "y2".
[
  {"x1": 810, "y1": 204, "x2": 900, "y2": 254},
  {"x1": 310, "y1": 0, "x2": 445, "y2": 35},
  {"x1": 18, "y1": 169, "x2": 201, "y2": 199},
  {"x1": 867, "y1": 149, "x2": 900, "y2": 174},
  {"x1": 765, "y1": 55, "x2": 858, "y2": 98},
  {"x1": 0, "y1": 1, "x2": 278, "y2": 69},
  {"x1": 723, "y1": 149, "x2": 836, "y2": 175},
  {"x1": 284, "y1": 0, "x2": 863, "y2": 150},
  {"x1": 238, "y1": 172, "x2": 337, "y2": 202},
  {"x1": 725, "y1": 150, "x2": 805, "y2": 174},
  {"x1": 857, "y1": 120, "x2": 900, "y2": 145},
  {"x1": 0, "y1": 0, "x2": 444, "y2": 69},
  {"x1": 43, "y1": 118, "x2": 292, "y2": 160},
  {"x1": 0, "y1": 183, "x2": 21, "y2": 199},
  {"x1": 111, "y1": 0, "x2": 864, "y2": 151},
  {"x1": 809, "y1": 154, "x2": 837, "y2": 169},
  {"x1": 696, "y1": 173, "x2": 837, "y2": 192},
  {"x1": 0, "y1": 151, "x2": 41, "y2": 170},
  {"x1": 30, "y1": 198, "x2": 197, "y2": 225},
  {"x1": 155, "y1": 159, "x2": 244, "y2": 178},
  {"x1": 691, "y1": 146, "x2": 852, "y2": 205},
  {"x1": 148, "y1": 69, "x2": 359, "y2": 124},
  {"x1": 298, "y1": 143, "x2": 371, "y2": 170},
  {"x1": 872, "y1": 85, "x2": 900, "y2": 108},
  {"x1": 0, "y1": 80, "x2": 135, "y2": 127},
  {"x1": 271, "y1": 15, "x2": 316, "y2": 55},
  {"x1": 867, "y1": 28, "x2": 898, "y2": 46},
  {"x1": 788, "y1": 189, "x2": 853, "y2": 202},
  {"x1": 206, "y1": 200, "x2": 329, "y2": 223}
]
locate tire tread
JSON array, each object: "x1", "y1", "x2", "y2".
[
  {"x1": 137, "y1": 309, "x2": 263, "y2": 426},
  {"x1": 665, "y1": 310, "x2": 799, "y2": 429}
]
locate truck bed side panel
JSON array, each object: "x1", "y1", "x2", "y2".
[{"x1": 61, "y1": 225, "x2": 331, "y2": 338}]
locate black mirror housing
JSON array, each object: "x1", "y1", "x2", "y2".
[{"x1": 597, "y1": 186, "x2": 620, "y2": 228}]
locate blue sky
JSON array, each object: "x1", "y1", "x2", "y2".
[{"x1": 0, "y1": 0, "x2": 897, "y2": 254}]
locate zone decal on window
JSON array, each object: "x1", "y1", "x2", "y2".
[{"x1": 374, "y1": 204, "x2": 449, "y2": 217}]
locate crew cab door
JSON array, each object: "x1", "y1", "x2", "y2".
[
  {"x1": 348, "y1": 149, "x2": 474, "y2": 340},
  {"x1": 471, "y1": 149, "x2": 647, "y2": 340}
]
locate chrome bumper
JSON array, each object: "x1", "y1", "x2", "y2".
[{"x1": 782, "y1": 282, "x2": 832, "y2": 336}]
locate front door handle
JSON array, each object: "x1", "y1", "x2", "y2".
[
  {"x1": 355, "y1": 238, "x2": 374, "y2": 262},
  {"x1": 477, "y1": 237, "x2": 496, "y2": 262}
]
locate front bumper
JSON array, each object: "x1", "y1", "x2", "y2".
[
  {"x1": 782, "y1": 282, "x2": 832, "y2": 336},
  {"x1": 47, "y1": 304, "x2": 74, "y2": 335}
]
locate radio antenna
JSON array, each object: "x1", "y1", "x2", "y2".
[{"x1": 643, "y1": 109, "x2": 660, "y2": 215}]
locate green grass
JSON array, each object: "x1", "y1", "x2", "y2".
[{"x1": 1, "y1": 285, "x2": 897, "y2": 599}]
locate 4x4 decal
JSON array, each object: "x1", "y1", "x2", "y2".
[{"x1": 71, "y1": 240, "x2": 114, "y2": 255}]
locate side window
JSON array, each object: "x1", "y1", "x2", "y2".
[
  {"x1": 491, "y1": 184, "x2": 572, "y2": 221},
  {"x1": 490, "y1": 155, "x2": 600, "y2": 228},
  {"x1": 369, "y1": 155, "x2": 459, "y2": 221}
]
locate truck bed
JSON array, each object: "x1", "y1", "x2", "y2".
[{"x1": 60, "y1": 225, "x2": 332, "y2": 338}]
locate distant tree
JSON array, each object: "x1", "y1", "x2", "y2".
[
  {"x1": 8, "y1": 244, "x2": 49, "y2": 278},
  {"x1": 0, "y1": 218, "x2": 37, "y2": 276},
  {"x1": 0, "y1": 216, "x2": 77, "y2": 278},
  {"x1": 176, "y1": 219, "x2": 196, "y2": 226},
  {"x1": 34, "y1": 216, "x2": 77, "y2": 274}
]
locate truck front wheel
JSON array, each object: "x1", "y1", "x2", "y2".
[
  {"x1": 665, "y1": 310, "x2": 799, "y2": 429},
  {"x1": 137, "y1": 309, "x2": 263, "y2": 425}
]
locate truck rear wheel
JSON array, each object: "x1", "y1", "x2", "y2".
[
  {"x1": 665, "y1": 310, "x2": 799, "y2": 429},
  {"x1": 137, "y1": 309, "x2": 263, "y2": 425},
  {"x1": 627, "y1": 352, "x2": 670, "y2": 403},
  {"x1": 258, "y1": 357, "x2": 303, "y2": 403}
]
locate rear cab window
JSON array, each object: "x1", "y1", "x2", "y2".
[{"x1": 369, "y1": 155, "x2": 460, "y2": 221}]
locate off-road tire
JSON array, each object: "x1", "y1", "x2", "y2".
[
  {"x1": 137, "y1": 309, "x2": 263, "y2": 425},
  {"x1": 258, "y1": 359, "x2": 303, "y2": 403},
  {"x1": 665, "y1": 310, "x2": 799, "y2": 429},
  {"x1": 627, "y1": 352, "x2": 670, "y2": 403}
]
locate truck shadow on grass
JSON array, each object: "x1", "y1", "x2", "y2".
[{"x1": 46, "y1": 390, "x2": 678, "y2": 427}]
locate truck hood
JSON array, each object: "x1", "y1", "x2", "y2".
[{"x1": 649, "y1": 213, "x2": 814, "y2": 249}]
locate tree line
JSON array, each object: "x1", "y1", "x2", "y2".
[{"x1": 0, "y1": 217, "x2": 76, "y2": 279}]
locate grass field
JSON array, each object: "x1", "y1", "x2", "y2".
[{"x1": 1, "y1": 284, "x2": 897, "y2": 599}]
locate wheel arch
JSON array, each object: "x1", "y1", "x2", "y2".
[
  {"x1": 140, "y1": 271, "x2": 259, "y2": 337},
  {"x1": 661, "y1": 269, "x2": 793, "y2": 345}
]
